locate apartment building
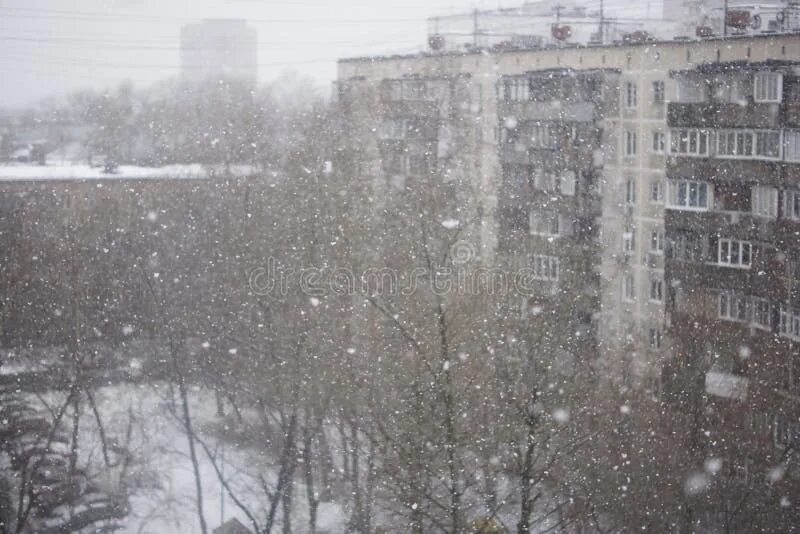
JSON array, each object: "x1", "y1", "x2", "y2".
[
  {"x1": 662, "y1": 61, "x2": 800, "y2": 504},
  {"x1": 337, "y1": 33, "x2": 800, "y2": 390}
]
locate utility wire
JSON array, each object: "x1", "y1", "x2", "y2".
[{"x1": 0, "y1": 6, "x2": 424, "y2": 24}]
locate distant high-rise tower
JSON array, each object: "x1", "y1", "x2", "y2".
[{"x1": 180, "y1": 19, "x2": 257, "y2": 83}]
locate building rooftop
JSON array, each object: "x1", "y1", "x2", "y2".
[
  {"x1": 0, "y1": 164, "x2": 254, "y2": 182},
  {"x1": 337, "y1": 30, "x2": 800, "y2": 65}
]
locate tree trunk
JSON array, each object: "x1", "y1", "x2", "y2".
[{"x1": 177, "y1": 366, "x2": 209, "y2": 534}]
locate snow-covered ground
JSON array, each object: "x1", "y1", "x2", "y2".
[{"x1": 75, "y1": 383, "x2": 346, "y2": 534}]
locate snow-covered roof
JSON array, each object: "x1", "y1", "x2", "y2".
[{"x1": 0, "y1": 164, "x2": 253, "y2": 181}]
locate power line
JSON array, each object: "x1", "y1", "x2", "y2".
[
  {"x1": 0, "y1": 6, "x2": 424, "y2": 24},
  {"x1": 0, "y1": 53, "x2": 346, "y2": 70}
]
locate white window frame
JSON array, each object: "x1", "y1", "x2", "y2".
[
  {"x1": 625, "y1": 82, "x2": 638, "y2": 108},
  {"x1": 719, "y1": 291, "x2": 749, "y2": 322},
  {"x1": 505, "y1": 77, "x2": 530, "y2": 102},
  {"x1": 717, "y1": 239, "x2": 752, "y2": 269},
  {"x1": 649, "y1": 327, "x2": 662, "y2": 348},
  {"x1": 666, "y1": 180, "x2": 711, "y2": 211},
  {"x1": 773, "y1": 414, "x2": 792, "y2": 449},
  {"x1": 531, "y1": 255, "x2": 560, "y2": 281},
  {"x1": 753, "y1": 71, "x2": 782, "y2": 103},
  {"x1": 379, "y1": 118, "x2": 406, "y2": 140},
  {"x1": 652, "y1": 80, "x2": 665, "y2": 105},
  {"x1": 625, "y1": 179, "x2": 636, "y2": 205},
  {"x1": 751, "y1": 297, "x2": 772, "y2": 330},
  {"x1": 622, "y1": 273, "x2": 635, "y2": 302},
  {"x1": 716, "y1": 129, "x2": 754, "y2": 158},
  {"x1": 784, "y1": 189, "x2": 800, "y2": 221},
  {"x1": 669, "y1": 129, "x2": 710, "y2": 157},
  {"x1": 530, "y1": 122, "x2": 555, "y2": 150},
  {"x1": 622, "y1": 230, "x2": 636, "y2": 255},
  {"x1": 402, "y1": 81, "x2": 429, "y2": 101},
  {"x1": 649, "y1": 179, "x2": 663, "y2": 204},
  {"x1": 529, "y1": 210, "x2": 561, "y2": 237},
  {"x1": 785, "y1": 130, "x2": 800, "y2": 162},
  {"x1": 752, "y1": 185, "x2": 778, "y2": 218},
  {"x1": 715, "y1": 129, "x2": 781, "y2": 160},
  {"x1": 649, "y1": 277, "x2": 664, "y2": 303},
  {"x1": 650, "y1": 230, "x2": 664, "y2": 254},
  {"x1": 675, "y1": 76, "x2": 707, "y2": 103},
  {"x1": 560, "y1": 170, "x2": 576, "y2": 196},
  {"x1": 779, "y1": 305, "x2": 800, "y2": 341},
  {"x1": 651, "y1": 131, "x2": 665, "y2": 154},
  {"x1": 625, "y1": 130, "x2": 637, "y2": 157}
]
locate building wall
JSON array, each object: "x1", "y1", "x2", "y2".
[{"x1": 337, "y1": 33, "x2": 800, "y2": 385}]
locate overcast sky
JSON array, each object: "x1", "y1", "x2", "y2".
[{"x1": 0, "y1": 0, "x2": 650, "y2": 108}]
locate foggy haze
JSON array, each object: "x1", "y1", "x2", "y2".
[{"x1": 0, "y1": 0, "x2": 657, "y2": 107}]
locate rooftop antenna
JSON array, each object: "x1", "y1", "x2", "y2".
[
  {"x1": 473, "y1": 8, "x2": 479, "y2": 48},
  {"x1": 553, "y1": 3, "x2": 565, "y2": 23},
  {"x1": 723, "y1": 0, "x2": 728, "y2": 37},
  {"x1": 599, "y1": 0, "x2": 605, "y2": 44}
]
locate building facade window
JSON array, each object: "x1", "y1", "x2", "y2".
[
  {"x1": 718, "y1": 239, "x2": 752, "y2": 268},
  {"x1": 785, "y1": 130, "x2": 800, "y2": 162},
  {"x1": 752, "y1": 297, "x2": 772, "y2": 329},
  {"x1": 625, "y1": 130, "x2": 637, "y2": 156},
  {"x1": 753, "y1": 72, "x2": 782, "y2": 103},
  {"x1": 773, "y1": 414, "x2": 792, "y2": 449},
  {"x1": 650, "y1": 230, "x2": 664, "y2": 253},
  {"x1": 623, "y1": 273, "x2": 635, "y2": 302},
  {"x1": 719, "y1": 291, "x2": 749, "y2": 322},
  {"x1": 652, "y1": 131, "x2": 665, "y2": 153},
  {"x1": 752, "y1": 185, "x2": 778, "y2": 218},
  {"x1": 670, "y1": 234, "x2": 702, "y2": 262},
  {"x1": 650, "y1": 278, "x2": 664, "y2": 302},
  {"x1": 667, "y1": 180, "x2": 710, "y2": 210},
  {"x1": 670, "y1": 129, "x2": 709, "y2": 156},
  {"x1": 675, "y1": 76, "x2": 707, "y2": 103},
  {"x1": 530, "y1": 210, "x2": 560, "y2": 237},
  {"x1": 779, "y1": 305, "x2": 800, "y2": 340},
  {"x1": 531, "y1": 255, "x2": 559, "y2": 281},
  {"x1": 649, "y1": 179, "x2": 663, "y2": 203},
  {"x1": 530, "y1": 122, "x2": 555, "y2": 149},
  {"x1": 622, "y1": 229, "x2": 636, "y2": 254},
  {"x1": 560, "y1": 170, "x2": 576, "y2": 196},
  {"x1": 649, "y1": 327, "x2": 662, "y2": 348},
  {"x1": 626, "y1": 82, "x2": 638, "y2": 108},
  {"x1": 379, "y1": 118, "x2": 406, "y2": 140},
  {"x1": 784, "y1": 190, "x2": 800, "y2": 220},
  {"x1": 504, "y1": 77, "x2": 530, "y2": 101},
  {"x1": 652, "y1": 80, "x2": 665, "y2": 105},
  {"x1": 713, "y1": 73, "x2": 747, "y2": 103},
  {"x1": 715, "y1": 129, "x2": 782, "y2": 160},
  {"x1": 625, "y1": 179, "x2": 636, "y2": 205}
]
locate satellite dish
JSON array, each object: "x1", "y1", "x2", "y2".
[{"x1": 751, "y1": 14, "x2": 762, "y2": 30}]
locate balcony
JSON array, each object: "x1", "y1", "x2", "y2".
[
  {"x1": 665, "y1": 256, "x2": 756, "y2": 293},
  {"x1": 380, "y1": 99, "x2": 441, "y2": 118},
  {"x1": 665, "y1": 208, "x2": 776, "y2": 243},
  {"x1": 498, "y1": 101, "x2": 597, "y2": 123},
  {"x1": 668, "y1": 102, "x2": 783, "y2": 129},
  {"x1": 666, "y1": 156, "x2": 782, "y2": 186}
]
